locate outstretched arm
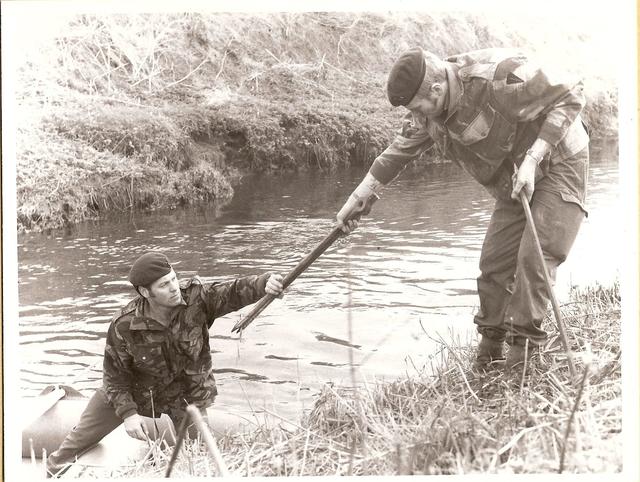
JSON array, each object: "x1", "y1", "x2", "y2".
[
  {"x1": 337, "y1": 112, "x2": 434, "y2": 232},
  {"x1": 201, "y1": 273, "x2": 284, "y2": 322}
]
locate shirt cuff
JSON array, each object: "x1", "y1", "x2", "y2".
[
  {"x1": 257, "y1": 273, "x2": 270, "y2": 295},
  {"x1": 116, "y1": 403, "x2": 138, "y2": 420},
  {"x1": 369, "y1": 161, "x2": 395, "y2": 185}
]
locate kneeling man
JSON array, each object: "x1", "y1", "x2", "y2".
[{"x1": 47, "y1": 251, "x2": 284, "y2": 476}]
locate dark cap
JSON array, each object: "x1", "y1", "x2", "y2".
[
  {"x1": 128, "y1": 251, "x2": 172, "y2": 287},
  {"x1": 386, "y1": 47, "x2": 426, "y2": 106}
]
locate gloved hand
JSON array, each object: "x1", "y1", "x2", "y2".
[
  {"x1": 511, "y1": 156, "x2": 537, "y2": 202},
  {"x1": 512, "y1": 140, "x2": 550, "y2": 202},
  {"x1": 337, "y1": 173, "x2": 383, "y2": 234}
]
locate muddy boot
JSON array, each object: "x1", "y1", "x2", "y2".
[{"x1": 474, "y1": 336, "x2": 505, "y2": 370}]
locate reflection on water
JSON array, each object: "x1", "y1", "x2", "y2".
[{"x1": 17, "y1": 140, "x2": 620, "y2": 420}]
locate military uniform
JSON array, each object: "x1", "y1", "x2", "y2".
[
  {"x1": 47, "y1": 273, "x2": 270, "y2": 474},
  {"x1": 367, "y1": 48, "x2": 589, "y2": 346}
]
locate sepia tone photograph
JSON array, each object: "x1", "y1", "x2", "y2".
[{"x1": 2, "y1": 0, "x2": 638, "y2": 480}]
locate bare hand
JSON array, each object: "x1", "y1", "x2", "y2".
[
  {"x1": 123, "y1": 413, "x2": 149, "y2": 441},
  {"x1": 265, "y1": 274, "x2": 285, "y2": 298},
  {"x1": 337, "y1": 218, "x2": 359, "y2": 234}
]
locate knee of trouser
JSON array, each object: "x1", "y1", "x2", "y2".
[
  {"x1": 516, "y1": 245, "x2": 547, "y2": 279},
  {"x1": 477, "y1": 270, "x2": 515, "y2": 294},
  {"x1": 520, "y1": 233, "x2": 570, "y2": 271},
  {"x1": 478, "y1": 255, "x2": 500, "y2": 277}
]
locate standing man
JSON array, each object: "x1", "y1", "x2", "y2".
[
  {"x1": 47, "y1": 251, "x2": 284, "y2": 476},
  {"x1": 337, "y1": 47, "x2": 589, "y2": 371}
]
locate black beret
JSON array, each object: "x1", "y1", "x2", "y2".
[
  {"x1": 386, "y1": 47, "x2": 426, "y2": 107},
  {"x1": 128, "y1": 251, "x2": 172, "y2": 287}
]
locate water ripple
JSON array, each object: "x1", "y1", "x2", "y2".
[{"x1": 14, "y1": 152, "x2": 620, "y2": 419}]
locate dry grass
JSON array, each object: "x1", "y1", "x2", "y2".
[
  {"x1": 16, "y1": 11, "x2": 617, "y2": 105},
  {"x1": 79, "y1": 282, "x2": 622, "y2": 478},
  {"x1": 12, "y1": 11, "x2": 618, "y2": 232}
]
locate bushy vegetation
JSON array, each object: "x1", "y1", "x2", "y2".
[{"x1": 13, "y1": 10, "x2": 618, "y2": 232}]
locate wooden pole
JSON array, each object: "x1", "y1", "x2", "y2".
[
  {"x1": 232, "y1": 193, "x2": 379, "y2": 333},
  {"x1": 165, "y1": 415, "x2": 189, "y2": 477},
  {"x1": 519, "y1": 191, "x2": 577, "y2": 379},
  {"x1": 185, "y1": 406, "x2": 230, "y2": 477},
  {"x1": 232, "y1": 226, "x2": 343, "y2": 333}
]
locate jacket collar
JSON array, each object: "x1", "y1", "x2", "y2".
[
  {"x1": 443, "y1": 62, "x2": 463, "y2": 122},
  {"x1": 128, "y1": 297, "x2": 168, "y2": 331}
]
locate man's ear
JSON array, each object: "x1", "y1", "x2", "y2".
[
  {"x1": 431, "y1": 83, "x2": 443, "y2": 96},
  {"x1": 138, "y1": 286, "x2": 150, "y2": 299}
]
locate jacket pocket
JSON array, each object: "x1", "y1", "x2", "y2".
[
  {"x1": 456, "y1": 105, "x2": 517, "y2": 163},
  {"x1": 178, "y1": 319, "x2": 205, "y2": 362},
  {"x1": 459, "y1": 108, "x2": 492, "y2": 143},
  {"x1": 449, "y1": 105, "x2": 518, "y2": 186},
  {"x1": 559, "y1": 191, "x2": 588, "y2": 217},
  {"x1": 132, "y1": 344, "x2": 168, "y2": 377}
]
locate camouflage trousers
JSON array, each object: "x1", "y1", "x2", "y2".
[
  {"x1": 46, "y1": 388, "x2": 211, "y2": 475},
  {"x1": 474, "y1": 147, "x2": 588, "y2": 346}
]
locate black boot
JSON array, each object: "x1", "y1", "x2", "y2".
[{"x1": 475, "y1": 335, "x2": 505, "y2": 369}]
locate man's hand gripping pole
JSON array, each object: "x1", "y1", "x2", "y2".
[{"x1": 231, "y1": 192, "x2": 379, "y2": 334}]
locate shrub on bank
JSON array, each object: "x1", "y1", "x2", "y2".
[
  {"x1": 16, "y1": 123, "x2": 234, "y2": 232},
  {"x1": 200, "y1": 99, "x2": 394, "y2": 171},
  {"x1": 45, "y1": 86, "x2": 396, "y2": 172},
  {"x1": 49, "y1": 102, "x2": 195, "y2": 171},
  {"x1": 16, "y1": 91, "x2": 396, "y2": 232}
]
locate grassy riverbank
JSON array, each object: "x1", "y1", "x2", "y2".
[
  {"x1": 84, "y1": 282, "x2": 621, "y2": 477},
  {"x1": 12, "y1": 10, "x2": 618, "y2": 233}
]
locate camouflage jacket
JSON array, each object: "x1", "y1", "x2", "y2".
[
  {"x1": 103, "y1": 273, "x2": 270, "y2": 420},
  {"x1": 370, "y1": 48, "x2": 590, "y2": 200}
]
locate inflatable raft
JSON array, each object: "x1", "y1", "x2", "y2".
[{"x1": 21, "y1": 385, "x2": 277, "y2": 478}]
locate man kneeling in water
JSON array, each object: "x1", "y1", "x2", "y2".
[{"x1": 47, "y1": 251, "x2": 284, "y2": 477}]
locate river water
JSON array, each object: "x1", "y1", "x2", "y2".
[{"x1": 17, "y1": 139, "x2": 619, "y2": 422}]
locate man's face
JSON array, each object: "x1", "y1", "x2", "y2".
[
  {"x1": 146, "y1": 269, "x2": 182, "y2": 308},
  {"x1": 405, "y1": 82, "x2": 447, "y2": 119}
]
